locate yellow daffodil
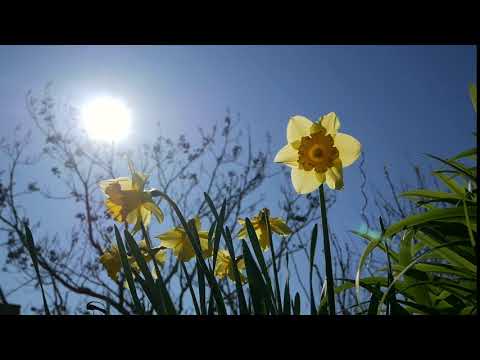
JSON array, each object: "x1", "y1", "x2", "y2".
[
  {"x1": 99, "y1": 163, "x2": 164, "y2": 233},
  {"x1": 99, "y1": 244, "x2": 123, "y2": 280},
  {"x1": 214, "y1": 250, "x2": 246, "y2": 283},
  {"x1": 274, "y1": 113, "x2": 361, "y2": 193},
  {"x1": 237, "y1": 208, "x2": 292, "y2": 251},
  {"x1": 156, "y1": 217, "x2": 212, "y2": 262},
  {"x1": 99, "y1": 240, "x2": 166, "y2": 281}
]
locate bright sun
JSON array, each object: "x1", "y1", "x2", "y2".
[{"x1": 81, "y1": 96, "x2": 132, "y2": 142}]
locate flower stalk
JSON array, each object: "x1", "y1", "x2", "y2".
[{"x1": 319, "y1": 184, "x2": 336, "y2": 315}]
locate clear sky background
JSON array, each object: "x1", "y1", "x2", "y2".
[{"x1": 0, "y1": 45, "x2": 476, "y2": 313}]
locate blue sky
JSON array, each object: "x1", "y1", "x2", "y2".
[{"x1": 0, "y1": 45, "x2": 476, "y2": 313}]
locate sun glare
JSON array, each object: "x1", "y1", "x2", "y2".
[{"x1": 81, "y1": 96, "x2": 132, "y2": 142}]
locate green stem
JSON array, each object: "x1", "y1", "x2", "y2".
[{"x1": 319, "y1": 185, "x2": 336, "y2": 316}]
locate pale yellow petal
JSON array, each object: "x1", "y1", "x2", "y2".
[
  {"x1": 319, "y1": 112, "x2": 340, "y2": 137},
  {"x1": 273, "y1": 144, "x2": 299, "y2": 168},
  {"x1": 325, "y1": 160, "x2": 344, "y2": 190},
  {"x1": 126, "y1": 209, "x2": 138, "y2": 224},
  {"x1": 156, "y1": 229, "x2": 185, "y2": 249},
  {"x1": 193, "y1": 216, "x2": 202, "y2": 231},
  {"x1": 155, "y1": 250, "x2": 167, "y2": 264},
  {"x1": 290, "y1": 168, "x2": 324, "y2": 194},
  {"x1": 270, "y1": 218, "x2": 292, "y2": 236},
  {"x1": 131, "y1": 172, "x2": 148, "y2": 191},
  {"x1": 99, "y1": 177, "x2": 133, "y2": 194},
  {"x1": 200, "y1": 237, "x2": 213, "y2": 258},
  {"x1": 142, "y1": 201, "x2": 164, "y2": 223},
  {"x1": 287, "y1": 116, "x2": 313, "y2": 143},
  {"x1": 237, "y1": 226, "x2": 248, "y2": 239},
  {"x1": 177, "y1": 243, "x2": 196, "y2": 262},
  {"x1": 334, "y1": 132, "x2": 362, "y2": 167}
]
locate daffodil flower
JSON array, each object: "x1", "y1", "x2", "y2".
[
  {"x1": 156, "y1": 217, "x2": 212, "y2": 262},
  {"x1": 237, "y1": 208, "x2": 292, "y2": 251},
  {"x1": 99, "y1": 240, "x2": 166, "y2": 281},
  {"x1": 99, "y1": 164, "x2": 164, "y2": 233},
  {"x1": 214, "y1": 250, "x2": 246, "y2": 283},
  {"x1": 274, "y1": 113, "x2": 361, "y2": 193}
]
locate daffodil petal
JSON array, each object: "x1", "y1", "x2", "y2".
[
  {"x1": 142, "y1": 201, "x2": 164, "y2": 223},
  {"x1": 157, "y1": 229, "x2": 185, "y2": 248},
  {"x1": 126, "y1": 209, "x2": 138, "y2": 224},
  {"x1": 290, "y1": 168, "x2": 324, "y2": 194},
  {"x1": 334, "y1": 132, "x2": 362, "y2": 167},
  {"x1": 200, "y1": 237, "x2": 213, "y2": 258},
  {"x1": 274, "y1": 144, "x2": 299, "y2": 168},
  {"x1": 287, "y1": 116, "x2": 313, "y2": 143},
  {"x1": 319, "y1": 112, "x2": 340, "y2": 137},
  {"x1": 237, "y1": 226, "x2": 248, "y2": 239},
  {"x1": 325, "y1": 160, "x2": 344, "y2": 190},
  {"x1": 270, "y1": 218, "x2": 293, "y2": 236},
  {"x1": 99, "y1": 177, "x2": 133, "y2": 194}
]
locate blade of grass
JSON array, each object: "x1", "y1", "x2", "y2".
[
  {"x1": 114, "y1": 225, "x2": 143, "y2": 315},
  {"x1": 181, "y1": 262, "x2": 201, "y2": 315},
  {"x1": 283, "y1": 280, "x2": 291, "y2": 315},
  {"x1": 293, "y1": 292, "x2": 301, "y2": 315},
  {"x1": 224, "y1": 226, "x2": 248, "y2": 314},
  {"x1": 244, "y1": 218, "x2": 277, "y2": 314},
  {"x1": 124, "y1": 229, "x2": 170, "y2": 314},
  {"x1": 263, "y1": 209, "x2": 282, "y2": 312},
  {"x1": 203, "y1": 194, "x2": 226, "y2": 272},
  {"x1": 241, "y1": 240, "x2": 273, "y2": 314},
  {"x1": 152, "y1": 190, "x2": 227, "y2": 315},
  {"x1": 309, "y1": 224, "x2": 318, "y2": 315},
  {"x1": 23, "y1": 224, "x2": 50, "y2": 315}
]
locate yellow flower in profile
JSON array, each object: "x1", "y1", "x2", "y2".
[
  {"x1": 214, "y1": 250, "x2": 246, "y2": 283},
  {"x1": 156, "y1": 217, "x2": 212, "y2": 262},
  {"x1": 237, "y1": 208, "x2": 292, "y2": 251},
  {"x1": 99, "y1": 162, "x2": 164, "y2": 233},
  {"x1": 99, "y1": 240, "x2": 166, "y2": 281},
  {"x1": 99, "y1": 244, "x2": 123, "y2": 280},
  {"x1": 274, "y1": 113, "x2": 361, "y2": 194}
]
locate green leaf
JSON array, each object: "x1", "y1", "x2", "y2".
[
  {"x1": 224, "y1": 226, "x2": 248, "y2": 315},
  {"x1": 262, "y1": 210, "x2": 282, "y2": 312},
  {"x1": 469, "y1": 83, "x2": 477, "y2": 113},
  {"x1": 198, "y1": 265, "x2": 207, "y2": 315},
  {"x1": 427, "y1": 154, "x2": 476, "y2": 183},
  {"x1": 293, "y1": 292, "x2": 301, "y2": 315},
  {"x1": 124, "y1": 229, "x2": 174, "y2": 314},
  {"x1": 351, "y1": 230, "x2": 399, "y2": 262},
  {"x1": 23, "y1": 225, "x2": 50, "y2": 315},
  {"x1": 401, "y1": 189, "x2": 467, "y2": 202},
  {"x1": 181, "y1": 263, "x2": 201, "y2": 315},
  {"x1": 114, "y1": 225, "x2": 143, "y2": 314},
  {"x1": 241, "y1": 240, "x2": 272, "y2": 315},
  {"x1": 415, "y1": 230, "x2": 476, "y2": 273},
  {"x1": 245, "y1": 217, "x2": 277, "y2": 313},
  {"x1": 376, "y1": 239, "x2": 472, "y2": 314},
  {"x1": 384, "y1": 206, "x2": 477, "y2": 238},
  {"x1": 432, "y1": 171, "x2": 466, "y2": 197},
  {"x1": 154, "y1": 190, "x2": 227, "y2": 315},
  {"x1": 449, "y1": 147, "x2": 477, "y2": 161},
  {"x1": 355, "y1": 238, "x2": 382, "y2": 303},
  {"x1": 283, "y1": 280, "x2": 291, "y2": 315},
  {"x1": 309, "y1": 224, "x2": 318, "y2": 315}
]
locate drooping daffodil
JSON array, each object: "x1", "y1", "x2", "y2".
[
  {"x1": 99, "y1": 240, "x2": 166, "y2": 281},
  {"x1": 99, "y1": 162, "x2": 164, "y2": 233},
  {"x1": 274, "y1": 113, "x2": 361, "y2": 194},
  {"x1": 156, "y1": 217, "x2": 212, "y2": 262},
  {"x1": 237, "y1": 208, "x2": 292, "y2": 251},
  {"x1": 214, "y1": 250, "x2": 246, "y2": 283}
]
